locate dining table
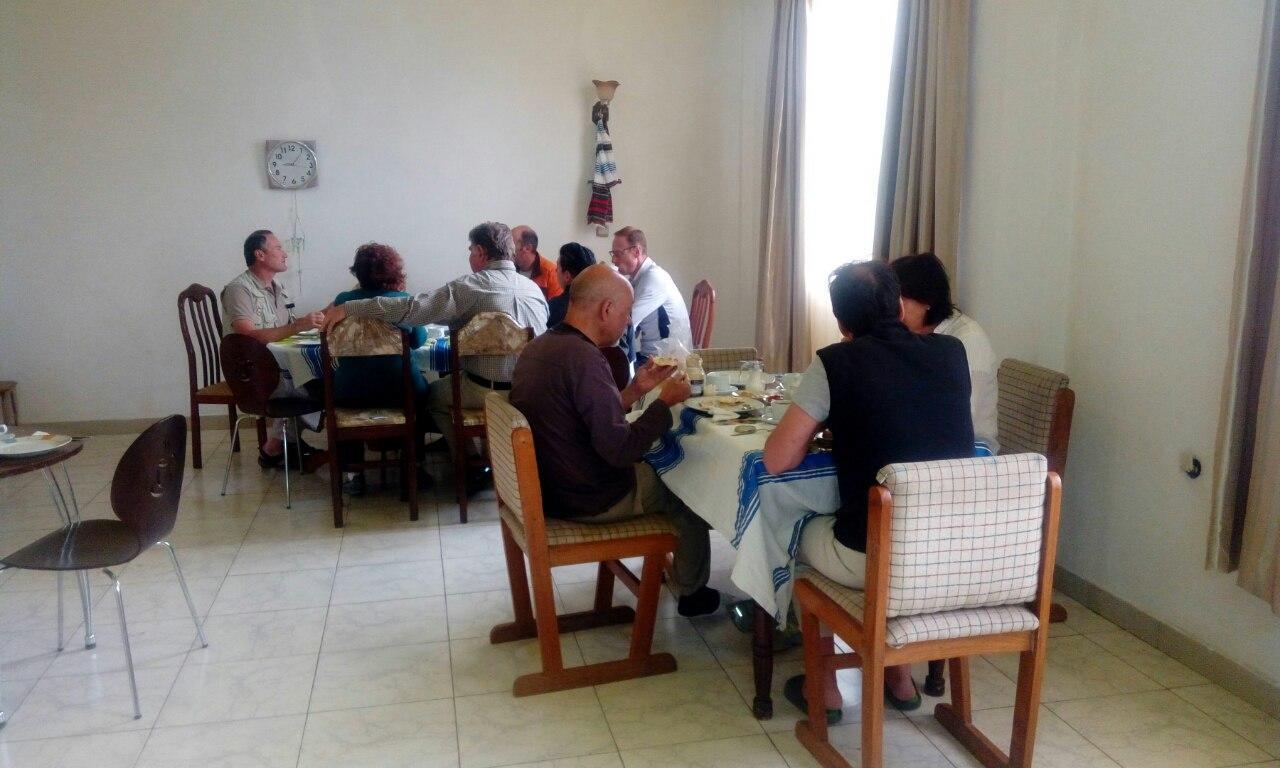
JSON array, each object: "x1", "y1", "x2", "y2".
[
  {"x1": 641, "y1": 398, "x2": 839, "y2": 719},
  {"x1": 266, "y1": 326, "x2": 452, "y2": 393},
  {"x1": 0, "y1": 431, "x2": 96, "y2": 729}
]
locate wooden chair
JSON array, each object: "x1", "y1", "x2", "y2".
[
  {"x1": 485, "y1": 391, "x2": 679, "y2": 695},
  {"x1": 690, "y1": 279, "x2": 716, "y2": 349},
  {"x1": 219, "y1": 335, "x2": 322, "y2": 509},
  {"x1": 793, "y1": 455, "x2": 1061, "y2": 768},
  {"x1": 0, "y1": 416, "x2": 208, "y2": 720},
  {"x1": 923, "y1": 358, "x2": 1076, "y2": 696},
  {"x1": 0, "y1": 381, "x2": 16, "y2": 425},
  {"x1": 178, "y1": 284, "x2": 240, "y2": 469},
  {"x1": 694, "y1": 346, "x2": 759, "y2": 373},
  {"x1": 448, "y1": 312, "x2": 533, "y2": 523},
  {"x1": 321, "y1": 318, "x2": 420, "y2": 528}
]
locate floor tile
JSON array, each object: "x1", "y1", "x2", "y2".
[
  {"x1": 446, "y1": 588, "x2": 528, "y2": 640},
  {"x1": 322, "y1": 596, "x2": 448, "y2": 652},
  {"x1": 134, "y1": 714, "x2": 306, "y2": 768},
  {"x1": 620, "y1": 733, "x2": 787, "y2": 767},
  {"x1": 156, "y1": 654, "x2": 317, "y2": 727},
  {"x1": 338, "y1": 527, "x2": 441, "y2": 566},
  {"x1": 310, "y1": 641, "x2": 452, "y2": 712},
  {"x1": 92, "y1": 575, "x2": 221, "y2": 626},
  {"x1": 1173, "y1": 684, "x2": 1280, "y2": 757},
  {"x1": 122, "y1": 543, "x2": 239, "y2": 583},
  {"x1": 1049, "y1": 689, "x2": 1270, "y2": 768},
  {"x1": 331, "y1": 559, "x2": 445, "y2": 605},
  {"x1": 440, "y1": 522, "x2": 504, "y2": 560},
  {"x1": 42, "y1": 617, "x2": 194, "y2": 677},
  {"x1": 768, "y1": 717, "x2": 952, "y2": 768},
  {"x1": 209, "y1": 569, "x2": 334, "y2": 615},
  {"x1": 449, "y1": 635, "x2": 583, "y2": 697},
  {"x1": 444, "y1": 554, "x2": 522, "y2": 595},
  {"x1": 0, "y1": 731, "x2": 149, "y2": 768},
  {"x1": 229, "y1": 537, "x2": 342, "y2": 575},
  {"x1": 1054, "y1": 595, "x2": 1121, "y2": 634},
  {"x1": 0, "y1": 666, "x2": 178, "y2": 740},
  {"x1": 575, "y1": 617, "x2": 719, "y2": 671},
  {"x1": 1085, "y1": 630, "x2": 1208, "y2": 688},
  {"x1": 909, "y1": 656, "x2": 1019, "y2": 716},
  {"x1": 455, "y1": 688, "x2": 614, "y2": 768},
  {"x1": 595, "y1": 668, "x2": 763, "y2": 750},
  {"x1": 915, "y1": 704, "x2": 1121, "y2": 768},
  {"x1": 186, "y1": 607, "x2": 327, "y2": 664},
  {"x1": 984, "y1": 635, "x2": 1162, "y2": 702},
  {"x1": 299, "y1": 698, "x2": 458, "y2": 768},
  {"x1": 503, "y1": 756, "x2": 622, "y2": 768},
  {"x1": 0, "y1": 630, "x2": 59, "y2": 681}
]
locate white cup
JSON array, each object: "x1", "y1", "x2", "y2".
[{"x1": 705, "y1": 371, "x2": 731, "y2": 395}]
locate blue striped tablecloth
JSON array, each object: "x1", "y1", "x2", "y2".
[{"x1": 644, "y1": 405, "x2": 839, "y2": 621}]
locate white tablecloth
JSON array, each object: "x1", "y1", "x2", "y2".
[
  {"x1": 643, "y1": 404, "x2": 838, "y2": 621},
  {"x1": 267, "y1": 337, "x2": 451, "y2": 390}
]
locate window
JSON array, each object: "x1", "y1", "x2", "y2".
[{"x1": 803, "y1": 0, "x2": 899, "y2": 350}]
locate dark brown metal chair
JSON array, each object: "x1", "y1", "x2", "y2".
[
  {"x1": 219, "y1": 334, "x2": 322, "y2": 508},
  {"x1": 690, "y1": 279, "x2": 716, "y2": 349},
  {"x1": 320, "y1": 318, "x2": 420, "y2": 528},
  {"x1": 0, "y1": 416, "x2": 208, "y2": 721},
  {"x1": 178, "y1": 284, "x2": 241, "y2": 469}
]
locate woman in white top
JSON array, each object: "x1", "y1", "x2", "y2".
[{"x1": 891, "y1": 253, "x2": 1000, "y2": 454}]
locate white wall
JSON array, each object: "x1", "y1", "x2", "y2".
[
  {"x1": 0, "y1": 0, "x2": 772, "y2": 422},
  {"x1": 965, "y1": 0, "x2": 1280, "y2": 687}
]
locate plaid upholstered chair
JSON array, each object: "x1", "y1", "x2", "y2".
[
  {"x1": 484, "y1": 391, "x2": 679, "y2": 695},
  {"x1": 793, "y1": 455, "x2": 1061, "y2": 768},
  {"x1": 694, "y1": 346, "x2": 760, "y2": 372},
  {"x1": 449, "y1": 312, "x2": 534, "y2": 523}
]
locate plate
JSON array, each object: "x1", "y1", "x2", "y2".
[
  {"x1": 0, "y1": 434, "x2": 72, "y2": 457},
  {"x1": 686, "y1": 395, "x2": 762, "y2": 416}
]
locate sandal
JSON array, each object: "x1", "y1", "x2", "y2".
[
  {"x1": 783, "y1": 674, "x2": 842, "y2": 725},
  {"x1": 884, "y1": 678, "x2": 922, "y2": 711}
]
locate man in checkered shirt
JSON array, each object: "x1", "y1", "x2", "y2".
[
  {"x1": 763, "y1": 260, "x2": 974, "y2": 719},
  {"x1": 323, "y1": 222, "x2": 548, "y2": 461}
]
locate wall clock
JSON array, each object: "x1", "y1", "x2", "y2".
[{"x1": 265, "y1": 140, "x2": 318, "y2": 189}]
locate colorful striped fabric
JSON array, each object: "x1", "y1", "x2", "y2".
[{"x1": 587, "y1": 119, "x2": 621, "y2": 226}]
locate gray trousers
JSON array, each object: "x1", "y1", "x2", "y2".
[{"x1": 582, "y1": 463, "x2": 711, "y2": 597}]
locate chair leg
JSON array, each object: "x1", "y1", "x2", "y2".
[
  {"x1": 861, "y1": 654, "x2": 886, "y2": 768},
  {"x1": 793, "y1": 606, "x2": 853, "y2": 768},
  {"x1": 330, "y1": 438, "x2": 344, "y2": 529},
  {"x1": 190, "y1": 401, "x2": 203, "y2": 470},
  {"x1": 75, "y1": 571, "x2": 95, "y2": 649},
  {"x1": 528, "y1": 553, "x2": 563, "y2": 674},
  {"x1": 160, "y1": 541, "x2": 208, "y2": 647},
  {"x1": 453, "y1": 431, "x2": 468, "y2": 524},
  {"x1": 229, "y1": 404, "x2": 240, "y2": 453},
  {"x1": 220, "y1": 416, "x2": 247, "y2": 496},
  {"x1": 592, "y1": 562, "x2": 616, "y2": 613},
  {"x1": 936, "y1": 654, "x2": 1010, "y2": 768},
  {"x1": 406, "y1": 435, "x2": 419, "y2": 522},
  {"x1": 628, "y1": 554, "x2": 664, "y2": 659},
  {"x1": 491, "y1": 520, "x2": 535, "y2": 642},
  {"x1": 103, "y1": 569, "x2": 141, "y2": 720},
  {"x1": 949, "y1": 657, "x2": 973, "y2": 721},
  {"x1": 281, "y1": 420, "x2": 293, "y2": 509},
  {"x1": 56, "y1": 571, "x2": 64, "y2": 652},
  {"x1": 1008, "y1": 638, "x2": 1048, "y2": 767}
]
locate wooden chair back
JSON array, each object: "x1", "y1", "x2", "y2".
[
  {"x1": 219, "y1": 334, "x2": 281, "y2": 418},
  {"x1": 485, "y1": 391, "x2": 546, "y2": 549},
  {"x1": 690, "y1": 279, "x2": 716, "y2": 349},
  {"x1": 996, "y1": 359, "x2": 1075, "y2": 478},
  {"x1": 111, "y1": 415, "x2": 187, "y2": 546},
  {"x1": 178, "y1": 284, "x2": 225, "y2": 391},
  {"x1": 694, "y1": 347, "x2": 759, "y2": 373}
]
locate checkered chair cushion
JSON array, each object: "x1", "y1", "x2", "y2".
[
  {"x1": 334, "y1": 407, "x2": 406, "y2": 428},
  {"x1": 460, "y1": 408, "x2": 485, "y2": 427},
  {"x1": 498, "y1": 504, "x2": 676, "y2": 551},
  {"x1": 485, "y1": 392, "x2": 530, "y2": 519},
  {"x1": 875, "y1": 454, "x2": 1047, "y2": 616},
  {"x1": 695, "y1": 347, "x2": 760, "y2": 372},
  {"x1": 799, "y1": 567, "x2": 1040, "y2": 648},
  {"x1": 997, "y1": 359, "x2": 1069, "y2": 456},
  {"x1": 328, "y1": 317, "x2": 403, "y2": 356}
]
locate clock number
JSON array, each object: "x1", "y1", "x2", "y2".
[{"x1": 275, "y1": 153, "x2": 282, "y2": 159}]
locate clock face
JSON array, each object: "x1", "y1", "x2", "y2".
[{"x1": 267, "y1": 141, "x2": 317, "y2": 189}]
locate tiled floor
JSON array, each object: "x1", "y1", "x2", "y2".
[{"x1": 1, "y1": 429, "x2": 1278, "y2": 767}]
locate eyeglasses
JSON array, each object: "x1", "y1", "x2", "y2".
[{"x1": 609, "y1": 246, "x2": 637, "y2": 258}]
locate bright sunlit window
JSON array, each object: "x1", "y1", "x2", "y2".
[{"x1": 803, "y1": 0, "x2": 899, "y2": 349}]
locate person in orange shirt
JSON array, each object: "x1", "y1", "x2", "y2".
[{"x1": 511, "y1": 225, "x2": 564, "y2": 300}]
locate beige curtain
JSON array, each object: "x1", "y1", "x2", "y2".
[
  {"x1": 1208, "y1": 0, "x2": 1280, "y2": 615},
  {"x1": 872, "y1": 0, "x2": 970, "y2": 276},
  {"x1": 756, "y1": 0, "x2": 809, "y2": 373}
]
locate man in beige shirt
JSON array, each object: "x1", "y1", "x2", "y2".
[{"x1": 221, "y1": 229, "x2": 324, "y2": 467}]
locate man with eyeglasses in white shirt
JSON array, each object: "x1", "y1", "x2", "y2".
[{"x1": 609, "y1": 226, "x2": 692, "y2": 365}]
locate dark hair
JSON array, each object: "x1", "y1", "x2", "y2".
[
  {"x1": 557, "y1": 242, "x2": 596, "y2": 278},
  {"x1": 468, "y1": 221, "x2": 515, "y2": 261},
  {"x1": 515, "y1": 226, "x2": 538, "y2": 252},
  {"x1": 891, "y1": 253, "x2": 954, "y2": 327},
  {"x1": 349, "y1": 242, "x2": 407, "y2": 292},
  {"x1": 243, "y1": 229, "x2": 272, "y2": 267},
  {"x1": 828, "y1": 260, "x2": 901, "y2": 337}
]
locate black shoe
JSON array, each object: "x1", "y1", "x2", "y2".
[
  {"x1": 415, "y1": 466, "x2": 436, "y2": 490},
  {"x1": 783, "y1": 674, "x2": 843, "y2": 725},
  {"x1": 343, "y1": 474, "x2": 368, "y2": 497},
  {"x1": 465, "y1": 465, "x2": 491, "y2": 492},
  {"x1": 677, "y1": 586, "x2": 721, "y2": 617},
  {"x1": 257, "y1": 449, "x2": 283, "y2": 469}
]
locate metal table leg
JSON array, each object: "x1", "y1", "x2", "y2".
[
  {"x1": 42, "y1": 466, "x2": 95, "y2": 649},
  {"x1": 752, "y1": 599, "x2": 775, "y2": 719}
]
